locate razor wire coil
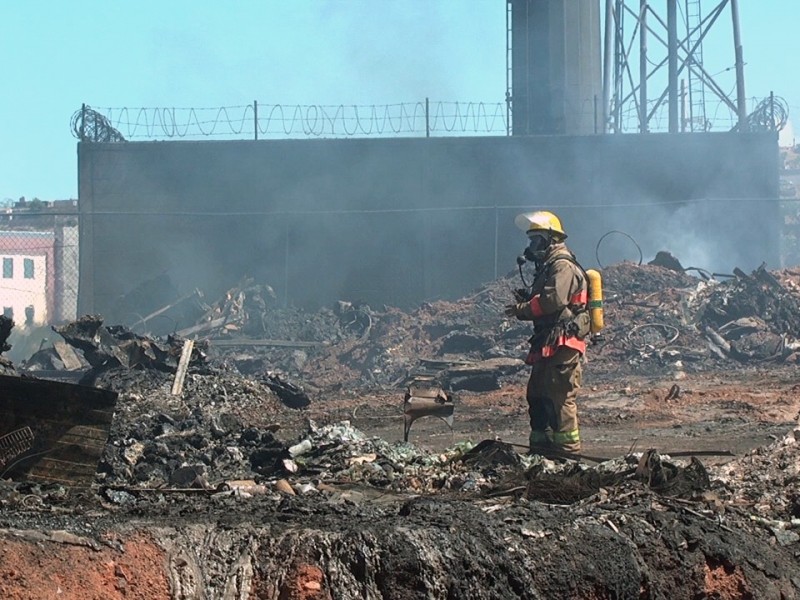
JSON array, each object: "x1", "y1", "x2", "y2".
[
  {"x1": 612, "y1": 95, "x2": 789, "y2": 134},
  {"x1": 76, "y1": 95, "x2": 787, "y2": 141},
  {"x1": 72, "y1": 101, "x2": 510, "y2": 140}
]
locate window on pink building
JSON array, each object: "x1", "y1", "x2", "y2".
[
  {"x1": 24, "y1": 258, "x2": 34, "y2": 279},
  {"x1": 2, "y1": 258, "x2": 11, "y2": 278}
]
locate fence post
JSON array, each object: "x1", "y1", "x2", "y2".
[
  {"x1": 770, "y1": 91, "x2": 775, "y2": 131},
  {"x1": 254, "y1": 100, "x2": 259, "y2": 140},
  {"x1": 425, "y1": 98, "x2": 430, "y2": 138},
  {"x1": 80, "y1": 103, "x2": 86, "y2": 141}
]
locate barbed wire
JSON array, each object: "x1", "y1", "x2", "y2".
[
  {"x1": 75, "y1": 101, "x2": 510, "y2": 141},
  {"x1": 104, "y1": 105, "x2": 254, "y2": 138},
  {"x1": 732, "y1": 95, "x2": 789, "y2": 133},
  {"x1": 256, "y1": 103, "x2": 427, "y2": 136},
  {"x1": 613, "y1": 95, "x2": 788, "y2": 133},
  {"x1": 70, "y1": 106, "x2": 125, "y2": 142},
  {"x1": 74, "y1": 95, "x2": 791, "y2": 141}
]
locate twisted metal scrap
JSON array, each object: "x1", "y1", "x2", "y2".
[
  {"x1": 71, "y1": 106, "x2": 126, "y2": 142},
  {"x1": 0, "y1": 426, "x2": 34, "y2": 468},
  {"x1": 626, "y1": 323, "x2": 680, "y2": 352},
  {"x1": 595, "y1": 230, "x2": 643, "y2": 269}
]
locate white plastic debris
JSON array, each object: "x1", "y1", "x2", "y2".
[{"x1": 288, "y1": 439, "x2": 313, "y2": 457}]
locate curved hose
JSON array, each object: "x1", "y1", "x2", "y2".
[{"x1": 596, "y1": 230, "x2": 643, "y2": 269}]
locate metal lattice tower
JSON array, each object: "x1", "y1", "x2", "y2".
[
  {"x1": 684, "y1": 0, "x2": 708, "y2": 131},
  {"x1": 505, "y1": 0, "x2": 514, "y2": 136},
  {"x1": 602, "y1": 0, "x2": 748, "y2": 134}
]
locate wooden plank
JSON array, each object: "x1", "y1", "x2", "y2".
[
  {"x1": 130, "y1": 289, "x2": 203, "y2": 330},
  {"x1": 171, "y1": 339, "x2": 194, "y2": 395},
  {"x1": 209, "y1": 338, "x2": 321, "y2": 348},
  {"x1": 28, "y1": 458, "x2": 99, "y2": 485},
  {"x1": 176, "y1": 317, "x2": 226, "y2": 338},
  {"x1": 53, "y1": 340, "x2": 83, "y2": 371}
]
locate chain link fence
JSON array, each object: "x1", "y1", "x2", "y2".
[
  {"x1": 0, "y1": 203, "x2": 79, "y2": 336},
  {"x1": 4, "y1": 197, "x2": 795, "y2": 345}
]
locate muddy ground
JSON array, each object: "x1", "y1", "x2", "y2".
[{"x1": 1, "y1": 263, "x2": 800, "y2": 599}]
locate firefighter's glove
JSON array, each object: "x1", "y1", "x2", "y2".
[
  {"x1": 504, "y1": 302, "x2": 527, "y2": 319},
  {"x1": 513, "y1": 288, "x2": 531, "y2": 302}
]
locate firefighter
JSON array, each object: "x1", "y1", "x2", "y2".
[{"x1": 504, "y1": 210, "x2": 591, "y2": 456}]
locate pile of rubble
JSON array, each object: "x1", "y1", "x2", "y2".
[
  {"x1": 200, "y1": 261, "x2": 800, "y2": 389},
  {"x1": 64, "y1": 259, "x2": 800, "y2": 394},
  {"x1": 1, "y1": 260, "x2": 800, "y2": 597}
]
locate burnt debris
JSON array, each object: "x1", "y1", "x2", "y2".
[{"x1": 1, "y1": 259, "x2": 800, "y2": 597}]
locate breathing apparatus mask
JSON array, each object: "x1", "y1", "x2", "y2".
[
  {"x1": 523, "y1": 231, "x2": 551, "y2": 263},
  {"x1": 515, "y1": 231, "x2": 553, "y2": 294}
]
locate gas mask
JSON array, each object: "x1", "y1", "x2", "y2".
[{"x1": 523, "y1": 231, "x2": 551, "y2": 263}]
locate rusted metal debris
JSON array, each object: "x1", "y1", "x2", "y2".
[
  {"x1": 36, "y1": 257, "x2": 800, "y2": 397},
  {"x1": 403, "y1": 379, "x2": 454, "y2": 442},
  {"x1": 263, "y1": 372, "x2": 311, "y2": 409},
  {"x1": 0, "y1": 427, "x2": 34, "y2": 468}
]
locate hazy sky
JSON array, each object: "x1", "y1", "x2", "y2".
[{"x1": 1, "y1": 1, "x2": 798, "y2": 201}]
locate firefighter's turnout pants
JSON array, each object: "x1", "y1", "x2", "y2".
[{"x1": 526, "y1": 345, "x2": 582, "y2": 454}]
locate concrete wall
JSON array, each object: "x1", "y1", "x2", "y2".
[{"x1": 78, "y1": 132, "x2": 779, "y2": 326}]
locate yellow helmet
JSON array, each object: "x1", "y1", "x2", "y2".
[{"x1": 514, "y1": 210, "x2": 567, "y2": 239}]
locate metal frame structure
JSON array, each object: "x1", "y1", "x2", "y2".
[{"x1": 601, "y1": 0, "x2": 747, "y2": 133}]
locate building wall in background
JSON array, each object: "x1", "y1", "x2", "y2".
[
  {"x1": 77, "y1": 132, "x2": 779, "y2": 327},
  {"x1": 0, "y1": 231, "x2": 55, "y2": 327}
]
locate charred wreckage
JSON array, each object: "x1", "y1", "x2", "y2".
[{"x1": 1, "y1": 254, "x2": 800, "y2": 598}]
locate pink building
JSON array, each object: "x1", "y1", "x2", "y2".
[{"x1": 0, "y1": 231, "x2": 56, "y2": 327}]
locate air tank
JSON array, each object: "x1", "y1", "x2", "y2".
[{"x1": 509, "y1": 0, "x2": 602, "y2": 135}]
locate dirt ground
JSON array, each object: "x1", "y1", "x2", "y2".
[
  {"x1": 312, "y1": 366, "x2": 800, "y2": 462},
  {"x1": 0, "y1": 533, "x2": 170, "y2": 600}
]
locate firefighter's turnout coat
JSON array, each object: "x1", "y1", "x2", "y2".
[{"x1": 514, "y1": 243, "x2": 589, "y2": 453}]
